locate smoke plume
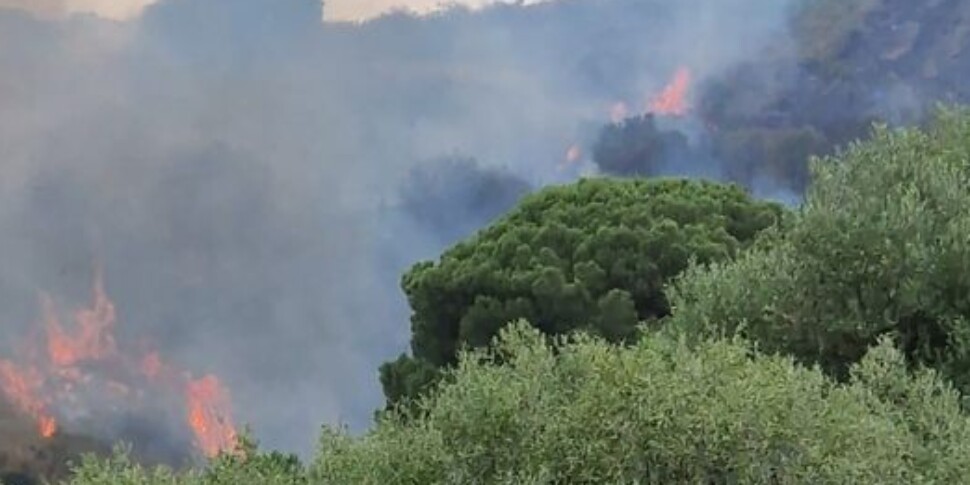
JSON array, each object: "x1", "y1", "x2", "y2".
[{"x1": 0, "y1": 0, "x2": 815, "y2": 457}]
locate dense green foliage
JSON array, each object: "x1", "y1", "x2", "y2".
[
  {"x1": 381, "y1": 177, "x2": 784, "y2": 406},
  {"x1": 62, "y1": 436, "x2": 307, "y2": 485},
  {"x1": 63, "y1": 323, "x2": 970, "y2": 484},
  {"x1": 668, "y1": 108, "x2": 970, "y2": 390}
]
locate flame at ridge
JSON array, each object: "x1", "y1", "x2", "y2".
[
  {"x1": 45, "y1": 273, "x2": 117, "y2": 368},
  {"x1": 186, "y1": 374, "x2": 238, "y2": 458},
  {"x1": 648, "y1": 67, "x2": 691, "y2": 116},
  {"x1": 605, "y1": 66, "x2": 692, "y2": 125}
]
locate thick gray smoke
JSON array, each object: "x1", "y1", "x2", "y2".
[{"x1": 0, "y1": 0, "x2": 800, "y2": 455}]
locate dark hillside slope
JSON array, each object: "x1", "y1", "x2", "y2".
[
  {"x1": 0, "y1": 401, "x2": 108, "y2": 485},
  {"x1": 670, "y1": 0, "x2": 970, "y2": 194},
  {"x1": 709, "y1": 0, "x2": 970, "y2": 133}
]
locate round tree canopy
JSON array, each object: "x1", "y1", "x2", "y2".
[{"x1": 382, "y1": 177, "x2": 785, "y2": 406}]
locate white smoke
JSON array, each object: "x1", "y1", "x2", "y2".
[{"x1": 0, "y1": 0, "x2": 801, "y2": 456}]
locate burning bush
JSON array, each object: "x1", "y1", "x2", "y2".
[{"x1": 0, "y1": 272, "x2": 238, "y2": 471}]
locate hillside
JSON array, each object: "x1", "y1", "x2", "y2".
[
  {"x1": 653, "y1": 0, "x2": 970, "y2": 197},
  {"x1": 711, "y1": 0, "x2": 970, "y2": 131},
  {"x1": 6, "y1": 0, "x2": 970, "y2": 483}
]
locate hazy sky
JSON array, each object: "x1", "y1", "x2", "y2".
[
  {"x1": 326, "y1": 0, "x2": 552, "y2": 21},
  {"x1": 0, "y1": 0, "x2": 155, "y2": 20},
  {"x1": 0, "y1": 0, "x2": 806, "y2": 456},
  {"x1": 0, "y1": 0, "x2": 551, "y2": 21}
]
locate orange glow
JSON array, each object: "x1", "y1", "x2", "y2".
[
  {"x1": 609, "y1": 101, "x2": 629, "y2": 123},
  {"x1": 45, "y1": 273, "x2": 117, "y2": 367},
  {"x1": 38, "y1": 414, "x2": 57, "y2": 438},
  {"x1": 566, "y1": 144, "x2": 582, "y2": 163},
  {"x1": 186, "y1": 375, "x2": 238, "y2": 458},
  {"x1": 558, "y1": 143, "x2": 582, "y2": 172},
  {"x1": 0, "y1": 271, "x2": 238, "y2": 456},
  {"x1": 648, "y1": 67, "x2": 691, "y2": 116},
  {"x1": 141, "y1": 352, "x2": 163, "y2": 379},
  {"x1": 0, "y1": 359, "x2": 57, "y2": 437}
]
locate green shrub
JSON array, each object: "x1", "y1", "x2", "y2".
[
  {"x1": 318, "y1": 322, "x2": 970, "y2": 484},
  {"x1": 383, "y1": 177, "x2": 784, "y2": 406},
  {"x1": 668, "y1": 107, "x2": 970, "y2": 391}
]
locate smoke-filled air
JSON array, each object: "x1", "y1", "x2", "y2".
[{"x1": 3, "y1": 0, "x2": 970, "y2": 482}]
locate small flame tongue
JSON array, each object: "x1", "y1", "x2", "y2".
[
  {"x1": 648, "y1": 66, "x2": 691, "y2": 116},
  {"x1": 604, "y1": 66, "x2": 692, "y2": 127},
  {"x1": 45, "y1": 274, "x2": 117, "y2": 368},
  {"x1": 0, "y1": 359, "x2": 57, "y2": 437},
  {"x1": 0, "y1": 271, "x2": 238, "y2": 457},
  {"x1": 187, "y1": 375, "x2": 237, "y2": 457}
]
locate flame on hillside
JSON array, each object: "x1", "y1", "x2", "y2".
[
  {"x1": 565, "y1": 144, "x2": 582, "y2": 163},
  {"x1": 0, "y1": 360, "x2": 56, "y2": 437},
  {"x1": 606, "y1": 66, "x2": 692, "y2": 124},
  {"x1": 648, "y1": 66, "x2": 691, "y2": 116},
  {"x1": 558, "y1": 143, "x2": 583, "y2": 172},
  {"x1": 0, "y1": 271, "x2": 237, "y2": 457}
]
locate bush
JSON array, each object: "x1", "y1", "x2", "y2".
[
  {"x1": 319, "y1": 322, "x2": 970, "y2": 483},
  {"x1": 63, "y1": 435, "x2": 307, "y2": 485},
  {"x1": 382, "y1": 177, "x2": 785, "y2": 406},
  {"x1": 667, "y1": 107, "x2": 970, "y2": 390}
]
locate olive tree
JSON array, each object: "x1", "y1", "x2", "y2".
[{"x1": 668, "y1": 108, "x2": 970, "y2": 390}]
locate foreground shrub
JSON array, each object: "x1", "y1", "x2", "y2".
[
  {"x1": 63, "y1": 436, "x2": 307, "y2": 485},
  {"x1": 316, "y1": 322, "x2": 970, "y2": 484},
  {"x1": 667, "y1": 107, "x2": 970, "y2": 390},
  {"x1": 383, "y1": 177, "x2": 784, "y2": 406},
  {"x1": 63, "y1": 322, "x2": 970, "y2": 483}
]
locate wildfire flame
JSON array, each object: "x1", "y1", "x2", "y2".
[
  {"x1": 45, "y1": 276, "x2": 117, "y2": 368},
  {"x1": 558, "y1": 143, "x2": 582, "y2": 172},
  {"x1": 0, "y1": 360, "x2": 56, "y2": 437},
  {"x1": 186, "y1": 375, "x2": 237, "y2": 457},
  {"x1": 648, "y1": 66, "x2": 691, "y2": 116},
  {"x1": 0, "y1": 271, "x2": 238, "y2": 457},
  {"x1": 609, "y1": 102, "x2": 630, "y2": 124},
  {"x1": 565, "y1": 144, "x2": 582, "y2": 163},
  {"x1": 605, "y1": 66, "x2": 692, "y2": 126}
]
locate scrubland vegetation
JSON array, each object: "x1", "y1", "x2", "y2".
[{"x1": 46, "y1": 108, "x2": 970, "y2": 484}]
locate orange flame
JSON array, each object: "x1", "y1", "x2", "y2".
[
  {"x1": 0, "y1": 271, "x2": 239, "y2": 456},
  {"x1": 45, "y1": 273, "x2": 117, "y2": 367},
  {"x1": 648, "y1": 67, "x2": 691, "y2": 116},
  {"x1": 186, "y1": 375, "x2": 238, "y2": 458},
  {"x1": 0, "y1": 360, "x2": 57, "y2": 437}
]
